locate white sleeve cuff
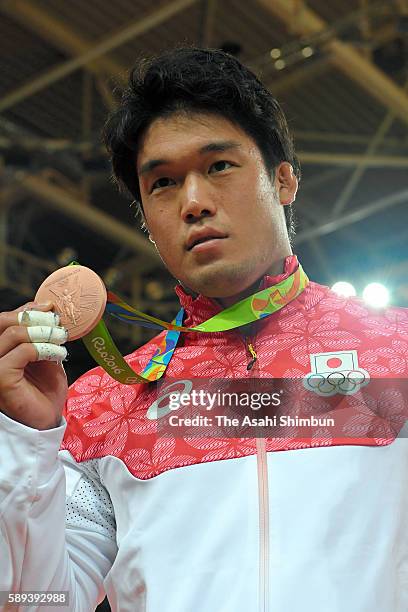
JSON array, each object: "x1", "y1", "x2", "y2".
[{"x1": 0, "y1": 410, "x2": 67, "y2": 491}]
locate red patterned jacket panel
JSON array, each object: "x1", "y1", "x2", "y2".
[{"x1": 62, "y1": 258, "x2": 408, "y2": 479}]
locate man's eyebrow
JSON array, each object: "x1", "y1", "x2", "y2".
[
  {"x1": 138, "y1": 140, "x2": 242, "y2": 176},
  {"x1": 139, "y1": 158, "x2": 168, "y2": 176},
  {"x1": 199, "y1": 140, "x2": 242, "y2": 155}
]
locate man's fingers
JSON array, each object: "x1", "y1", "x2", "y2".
[
  {"x1": 0, "y1": 304, "x2": 58, "y2": 334},
  {"x1": 0, "y1": 300, "x2": 67, "y2": 430},
  {"x1": 18, "y1": 310, "x2": 60, "y2": 327},
  {"x1": 32, "y1": 343, "x2": 68, "y2": 362},
  {"x1": 15, "y1": 300, "x2": 54, "y2": 314},
  {"x1": 0, "y1": 324, "x2": 68, "y2": 359},
  {"x1": 0, "y1": 304, "x2": 67, "y2": 368},
  {"x1": 0, "y1": 342, "x2": 66, "y2": 373},
  {"x1": 27, "y1": 325, "x2": 67, "y2": 344}
]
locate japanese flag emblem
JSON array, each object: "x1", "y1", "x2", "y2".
[{"x1": 303, "y1": 350, "x2": 370, "y2": 396}]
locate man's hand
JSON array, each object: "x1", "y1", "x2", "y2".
[{"x1": 0, "y1": 301, "x2": 68, "y2": 430}]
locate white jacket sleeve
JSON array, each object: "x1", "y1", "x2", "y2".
[{"x1": 0, "y1": 410, "x2": 118, "y2": 611}]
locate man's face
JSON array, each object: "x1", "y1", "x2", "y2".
[{"x1": 137, "y1": 112, "x2": 294, "y2": 299}]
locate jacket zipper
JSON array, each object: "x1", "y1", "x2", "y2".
[
  {"x1": 242, "y1": 332, "x2": 269, "y2": 610},
  {"x1": 256, "y1": 437, "x2": 269, "y2": 612},
  {"x1": 244, "y1": 335, "x2": 258, "y2": 371}
]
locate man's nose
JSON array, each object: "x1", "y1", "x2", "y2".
[{"x1": 180, "y1": 173, "x2": 216, "y2": 222}]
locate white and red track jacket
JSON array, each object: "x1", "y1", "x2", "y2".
[{"x1": 1, "y1": 256, "x2": 408, "y2": 612}]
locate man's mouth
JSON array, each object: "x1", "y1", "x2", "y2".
[
  {"x1": 189, "y1": 236, "x2": 223, "y2": 250},
  {"x1": 186, "y1": 229, "x2": 228, "y2": 251}
]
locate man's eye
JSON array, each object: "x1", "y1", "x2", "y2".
[
  {"x1": 209, "y1": 160, "x2": 233, "y2": 173},
  {"x1": 151, "y1": 177, "x2": 175, "y2": 192}
]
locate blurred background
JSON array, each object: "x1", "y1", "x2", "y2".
[{"x1": 1, "y1": 1, "x2": 407, "y2": 609}]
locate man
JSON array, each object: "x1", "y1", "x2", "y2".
[{"x1": 1, "y1": 48, "x2": 408, "y2": 612}]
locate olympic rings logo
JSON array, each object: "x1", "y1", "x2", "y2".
[{"x1": 304, "y1": 368, "x2": 370, "y2": 396}]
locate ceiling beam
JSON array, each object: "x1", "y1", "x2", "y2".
[
  {"x1": 0, "y1": 0, "x2": 123, "y2": 81},
  {"x1": 0, "y1": 241, "x2": 55, "y2": 272},
  {"x1": 300, "y1": 168, "x2": 349, "y2": 192},
  {"x1": 330, "y1": 109, "x2": 395, "y2": 216},
  {"x1": 266, "y1": 55, "x2": 331, "y2": 96},
  {"x1": 201, "y1": 0, "x2": 217, "y2": 46},
  {"x1": 396, "y1": 0, "x2": 408, "y2": 14},
  {"x1": 294, "y1": 130, "x2": 405, "y2": 148},
  {"x1": 294, "y1": 187, "x2": 408, "y2": 245},
  {"x1": 331, "y1": 77, "x2": 408, "y2": 215},
  {"x1": 0, "y1": 184, "x2": 26, "y2": 208},
  {"x1": 0, "y1": 0, "x2": 198, "y2": 113},
  {"x1": 297, "y1": 152, "x2": 408, "y2": 167},
  {"x1": 257, "y1": 0, "x2": 408, "y2": 127},
  {"x1": 16, "y1": 172, "x2": 161, "y2": 264}
]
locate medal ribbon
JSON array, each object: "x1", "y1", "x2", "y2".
[{"x1": 82, "y1": 262, "x2": 309, "y2": 385}]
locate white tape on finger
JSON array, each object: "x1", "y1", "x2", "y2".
[
  {"x1": 27, "y1": 326, "x2": 68, "y2": 345},
  {"x1": 18, "y1": 310, "x2": 60, "y2": 327},
  {"x1": 33, "y1": 343, "x2": 67, "y2": 362}
]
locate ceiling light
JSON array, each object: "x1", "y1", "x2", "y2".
[
  {"x1": 275, "y1": 59, "x2": 286, "y2": 70},
  {"x1": 362, "y1": 283, "x2": 390, "y2": 308},
  {"x1": 331, "y1": 281, "x2": 356, "y2": 297}
]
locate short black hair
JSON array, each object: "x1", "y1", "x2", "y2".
[{"x1": 103, "y1": 47, "x2": 300, "y2": 240}]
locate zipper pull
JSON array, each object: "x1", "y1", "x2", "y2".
[{"x1": 246, "y1": 342, "x2": 258, "y2": 371}]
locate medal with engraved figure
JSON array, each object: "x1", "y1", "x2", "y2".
[{"x1": 35, "y1": 265, "x2": 107, "y2": 340}]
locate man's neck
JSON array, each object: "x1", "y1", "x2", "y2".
[
  {"x1": 216, "y1": 279, "x2": 264, "y2": 309},
  {"x1": 216, "y1": 258, "x2": 287, "y2": 309}
]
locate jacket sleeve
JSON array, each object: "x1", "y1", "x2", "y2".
[{"x1": 0, "y1": 410, "x2": 118, "y2": 611}]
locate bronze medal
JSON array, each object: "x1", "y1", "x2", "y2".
[{"x1": 35, "y1": 265, "x2": 107, "y2": 340}]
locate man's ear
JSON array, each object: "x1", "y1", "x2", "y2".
[{"x1": 275, "y1": 162, "x2": 298, "y2": 206}]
